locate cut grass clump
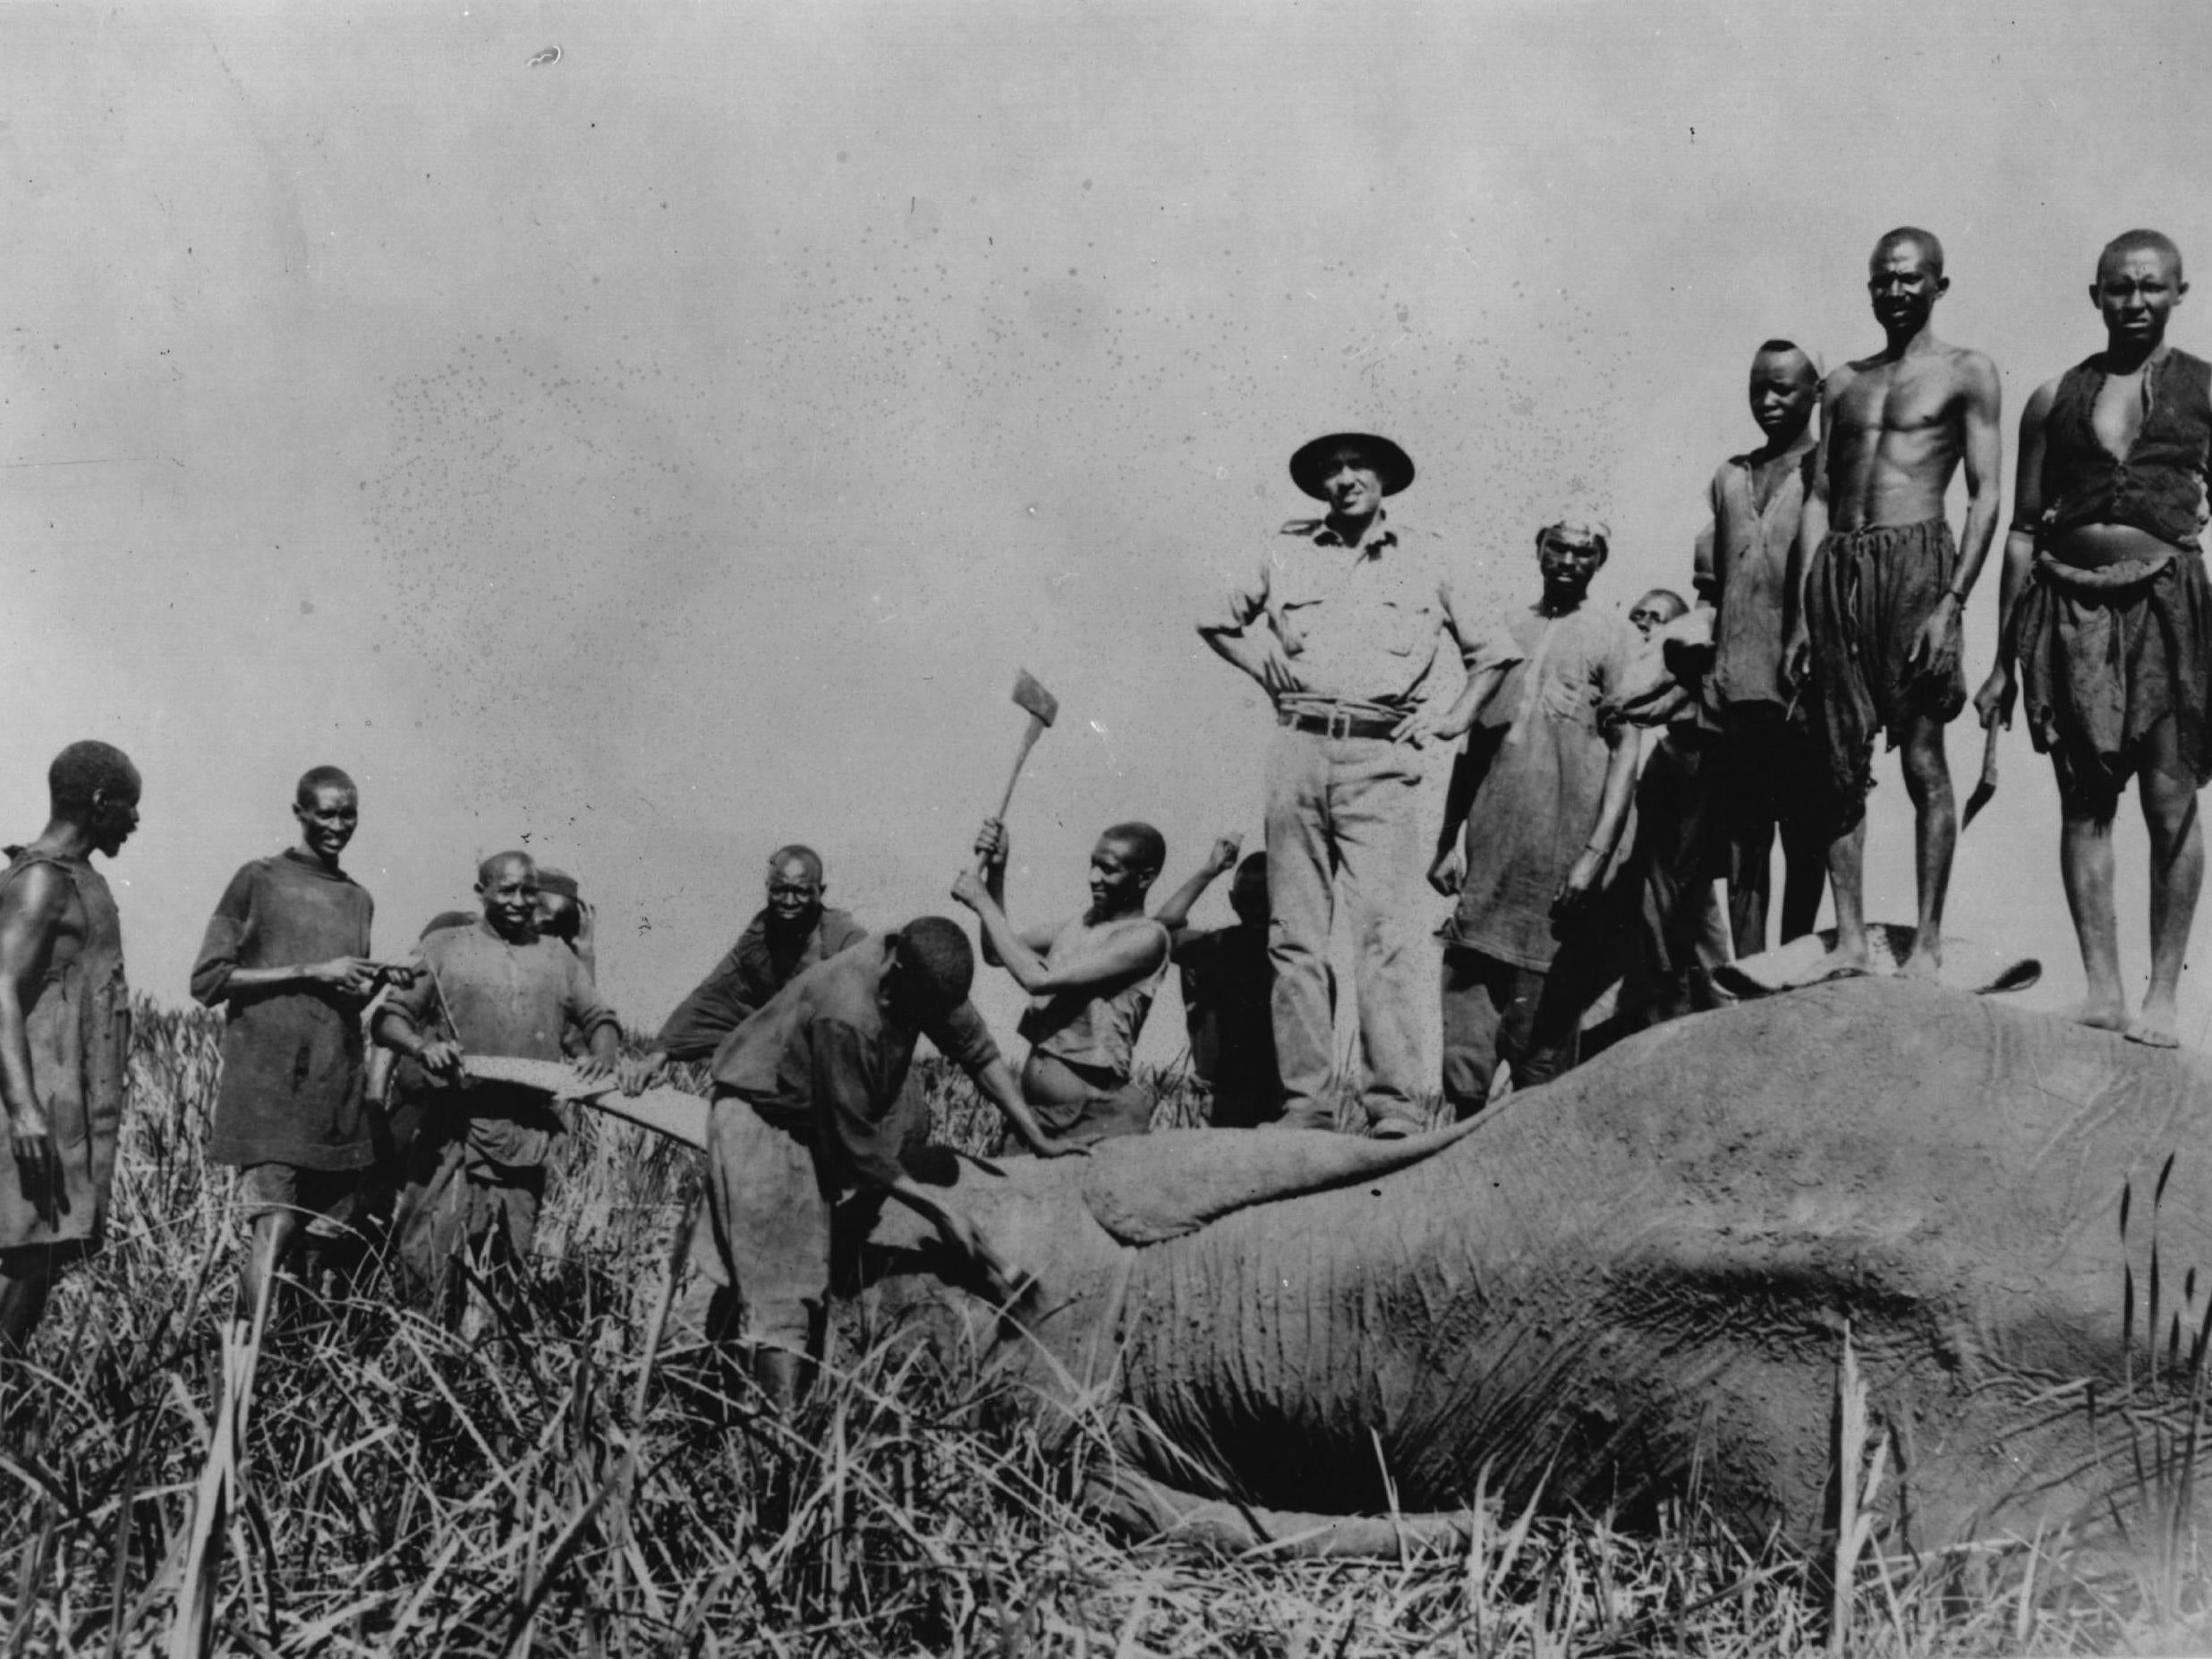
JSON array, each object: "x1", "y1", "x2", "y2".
[{"x1": 0, "y1": 1000, "x2": 2200, "y2": 1653}]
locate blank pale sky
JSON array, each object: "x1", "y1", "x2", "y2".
[{"x1": 4, "y1": 1, "x2": 2208, "y2": 1057}]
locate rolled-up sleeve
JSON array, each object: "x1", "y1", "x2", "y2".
[
  {"x1": 189, "y1": 865, "x2": 257, "y2": 1008},
  {"x1": 926, "y1": 999, "x2": 1002, "y2": 1076},
  {"x1": 1209, "y1": 557, "x2": 1272, "y2": 634},
  {"x1": 1440, "y1": 575, "x2": 1525, "y2": 675}
]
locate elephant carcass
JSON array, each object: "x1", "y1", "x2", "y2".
[{"x1": 857, "y1": 977, "x2": 2212, "y2": 1554}]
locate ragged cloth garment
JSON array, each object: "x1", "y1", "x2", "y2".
[
  {"x1": 2014, "y1": 548, "x2": 2212, "y2": 803},
  {"x1": 191, "y1": 848, "x2": 376, "y2": 1171},
  {"x1": 0, "y1": 849, "x2": 130, "y2": 1259},
  {"x1": 1802, "y1": 516, "x2": 1970, "y2": 814},
  {"x1": 1443, "y1": 604, "x2": 1638, "y2": 974}
]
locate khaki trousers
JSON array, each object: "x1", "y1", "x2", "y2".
[{"x1": 1263, "y1": 727, "x2": 1426, "y2": 1130}]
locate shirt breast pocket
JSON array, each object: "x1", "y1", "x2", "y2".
[{"x1": 1374, "y1": 595, "x2": 1438, "y2": 657}]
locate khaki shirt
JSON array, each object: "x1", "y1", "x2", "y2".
[{"x1": 1216, "y1": 513, "x2": 1518, "y2": 717}]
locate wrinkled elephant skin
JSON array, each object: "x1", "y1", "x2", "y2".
[{"x1": 863, "y1": 977, "x2": 2212, "y2": 1552}]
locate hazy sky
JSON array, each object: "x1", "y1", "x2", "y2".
[{"x1": 7, "y1": 2, "x2": 2212, "y2": 1059}]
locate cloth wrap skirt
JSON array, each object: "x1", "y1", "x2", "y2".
[
  {"x1": 2014, "y1": 545, "x2": 2212, "y2": 805},
  {"x1": 1803, "y1": 517, "x2": 1969, "y2": 816}
]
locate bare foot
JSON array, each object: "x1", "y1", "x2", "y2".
[
  {"x1": 1791, "y1": 942, "x2": 1872, "y2": 987},
  {"x1": 1900, "y1": 937, "x2": 1944, "y2": 982},
  {"x1": 2126, "y1": 999, "x2": 2182, "y2": 1049},
  {"x1": 2058, "y1": 997, "x2": 2131, "y2": 1034}
]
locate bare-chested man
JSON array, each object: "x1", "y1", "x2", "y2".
[
  {"x1": 1785, "y1": 227, "x2": 2004, "y2": 979},
  {"x1": 953, "y1": 817, "x2": 1173, "y2": 1144},
  {"x1": 1976, "y1": 230, "x2": 2212, "y2": 1047},
  {"x1": 0, "y1": 743, "x2": 137, "y2": 1378}
]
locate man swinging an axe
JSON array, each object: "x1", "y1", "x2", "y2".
[{"x1": 951, "y1": 672, "x2": 1178, "y2": 1144}]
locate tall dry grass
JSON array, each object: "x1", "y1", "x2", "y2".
[{"x1": 0, "y1": 999, "x2": 2199, "y2": 1654}]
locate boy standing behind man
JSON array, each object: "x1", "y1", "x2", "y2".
[{"x1": 192, "y1": 766, "x2": 402, "y2": 1328}]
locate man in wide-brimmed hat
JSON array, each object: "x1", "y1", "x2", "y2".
[{"x1": 1198, "y1": 432, "x2": 1518, "y2": 1137}]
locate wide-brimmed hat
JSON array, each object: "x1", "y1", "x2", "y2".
[{"x1": 1289, "y1": 432, "x2": 1416, "y2": 499}]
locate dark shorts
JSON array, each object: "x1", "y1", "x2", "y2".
[
  {"x1": 1804, "y1": 517, "x2": 1969, "y2": 816},
  {"x1": 1025, "y1": 1051, "x2": 1155, "y2": 1145},
  {"x1": 237, "y1": 1161, "x2": 360, "y2": 1233},
  {"x1": 2016, "y1": 548, "x2": 2212, "y2": 808}
]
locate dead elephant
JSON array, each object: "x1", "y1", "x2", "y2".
[
  {"x1": 547, "y1": 976, "x2": 2212, "y2": 1555},
  {"x1": 855, "y1": 976, "x2": 2212, "y2": 1555}
]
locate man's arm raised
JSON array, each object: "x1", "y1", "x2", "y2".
[
  {"x1": 0, "y1": 866, "x2": 69, "y2": 1218},
  {"x1": 1974, "y1": 378, "x2": 2056, "y2": 728},
  {"x1": 1911, "y1": 351, "x2": 2005, "y2": 683},
  {"x1": 952, "y1": 865, "x2": 1168, "y2": 995},
  {"x1": 1153, "y1": 836, "x2": 1241, "y2": 944}
]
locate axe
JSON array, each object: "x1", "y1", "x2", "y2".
[
  {"x1": 1962, "y1": 715, "x2": 2002, "y2": 830},
  {"x1": 975, "y1": 668, "x2": 1059, "y2": 869}
]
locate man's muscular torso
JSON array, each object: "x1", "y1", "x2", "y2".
[{"x1": 1823, "y1": 345, "x2": 1986, "y2": 531}]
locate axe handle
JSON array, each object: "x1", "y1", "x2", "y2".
[{"x1": 974, "y1": 714, "x2": 1049, "y2": 874}]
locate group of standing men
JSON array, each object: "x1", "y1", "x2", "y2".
[
  {"x1": 0, "y1": 225, "x2": 2206, "y2": 1413},
  {"x1": 1199, "y1": 223, "x2": 2212, "y2": 1140}
]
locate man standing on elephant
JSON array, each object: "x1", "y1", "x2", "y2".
[
  {"x1": 1784, "y1": 227, "x2": 2004, "y2": 983},
  {"x1": 953, "y1": 817, "x2": 1174, "y2": 1145},
  {"x1": 1431, "y1": 518, "x2": 1638, "y2": 1113},
  {"x1": 1975, "y1": 229, "x2": 2212, "y2": 1047},
  {"x1": 1701, "y1": 339, "x2": 1829, "y2": 957},
  {"x1": 1198, "y1": 432, "x2": 1519, "y2": 1137}
]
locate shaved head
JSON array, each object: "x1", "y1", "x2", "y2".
[
  {"x1": 768, "y1": 844, "x2": 824, "y2": 883},
  {"x1": 49, "y1": 741, "x2": 140, "y2": 813},
  {"x1": 477, "y1": 849, "x2": 535, "y2": 889},
  {"x1": 294, "y1": 764, "x2": 356, "y2": 806},
  {"x1": 2099, "y1": 228, "x2": 2185, "y2": 285},
  {"x1": 1100, "y1": 821, "x2": 1166, "y2": 876},
  {"x1": 1872, "y1": 226, "x2": 1944, "y2": 278},
  {"x1": 1635, "y1": 589, "x2": 1689, "y2": 624},
  {"x1": 1753, "y1": 339, "x2": 1817, "y2": 383}
]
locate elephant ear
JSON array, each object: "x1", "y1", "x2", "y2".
[{"x1": 1076, "y1": 1122, "x2": 1483, "y2": 1245}]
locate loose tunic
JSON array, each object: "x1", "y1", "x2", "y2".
[
  {"x1": 0, "y1": 849, "x2": 129, "y2": 1255},
  {"x1": 1444, "y1": 605, "x2": 1638, "y2": 973},
  {"x1": 656, "y1": 905, "x2": 871, "y2": 1059},
  {"x1": 191, "y1": 848, "x2": 375, "y2": 1170}
]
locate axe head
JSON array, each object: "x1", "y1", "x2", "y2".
[{"x1": 1010, "y1": 668, "x2": 1059, "y2": 727}]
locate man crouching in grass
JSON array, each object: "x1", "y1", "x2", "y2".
[
  {"x1": 374, "y1": 851, "x2": 620, "y2": 1330},
  {"x1": 191, "y1": 765, "x2": 409, "y2": 1331},
  {"x1": 625, "y1": 917, "x2": 1079, "y2": 1413}
]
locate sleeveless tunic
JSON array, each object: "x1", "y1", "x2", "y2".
[
  {"x1": 0, "y1": 848, "x2": 130, "y2": 1255},
  {"x1": 1017, "y1": 915, "x2": 1171, "y2": 1084}
]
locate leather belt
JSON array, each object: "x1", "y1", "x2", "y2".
[{"x1": 1278, "y1": 706, "x2": 1400, "y2": 740}]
